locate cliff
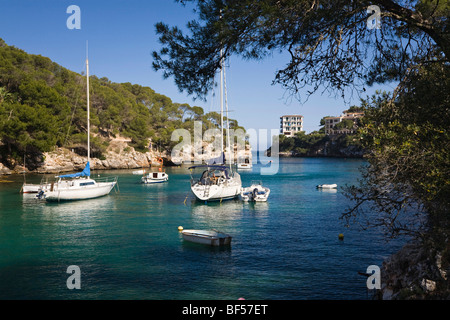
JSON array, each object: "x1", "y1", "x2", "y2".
[
  {"x1": 0, "y1": 137, "x2": 157, "y2": 175},
  {"x1": 379, "y1": 242, "x2": 450, "y2": 299}
]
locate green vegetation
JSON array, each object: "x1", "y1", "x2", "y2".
[
  {"x1": 0, "y1": 39, "x2": 242, "y2": 168},
  {"x1": 277, "y1": 114, "x2": 363, "y2": 157}
]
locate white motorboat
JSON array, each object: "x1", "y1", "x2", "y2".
[
  {"x1": 240, "y1": 181, "x2": 270, "y2": 202},
  {"x1": 189, "y1": 165, "x2": 241, "y2": 201},
  {"x1": 39, "y1": 49, "x2": 117, "y2": 202},
  {"x1": 237, "y1": 157, "x2": 252, "y2": 169},
  {"x1": 141, "y1": 157, "x2": 168, "y2": 184},
  {"x1": 141, "y1": 171, "x2": 168, "y2": 184},
  {"x1": 181, "y1": 229, "x2": 232, "y2": 246},
  {"x1": 316, "y1": 183, "x2": 338, "y2": 189},
  {"x1": 132, "y1": 169, "x2": 145, "y2": 175}
]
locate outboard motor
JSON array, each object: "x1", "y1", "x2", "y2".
[
  {"x1": 36, "y1": 190, "x2": 45, "y2": 200},
  {"x1": 252, "y1": 188, "x2": 258, "y2": 200}
]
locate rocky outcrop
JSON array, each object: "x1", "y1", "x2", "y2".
[
  {"x1": 379, "y1": 242, "x2": 450, "y2": 299},
  {"x1": 0, "y1": 162, "x2": 12, "y2": 175},
  {"x1": 35, "y1": 147, "x2": 154, "y2": 173}
]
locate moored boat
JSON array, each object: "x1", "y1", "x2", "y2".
[
  {"x1": 316, "y1": 183, "x2": 337, "y2": 189},
  {"x1": 38, "y1": 49, "x2": 117, "y2": 202},
  {"x1": 181, "y1": 229, "x2": 232, "y2": 246},
  {"x1": 141, "y1": 171, "x2": 168, "y2": 184},
  {"x1": 189, "y1": 165, "x2": 241, "y2": 201},
  {"x1": 240, "y1": 181, "x2": 270, "y2": 202},
  {"x1": 141, "y1": 157, "x2": 168, "y2": 184}
]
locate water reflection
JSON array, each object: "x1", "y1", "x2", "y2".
[
  {"x1": 189, "y1": 199, "x2": 244, "y2": 221},
  {"x1": 43, "y1": 196, "x2": 116, "y2": 216},
  {"x1": 316, "y1": 188, "x2": 338, "y2": 193},
  {"x1": 22, "y1": 193, "x2": 116, "y2": 218}
]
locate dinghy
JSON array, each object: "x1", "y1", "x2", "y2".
[
  {"x1": 181, "y1": 229, "x2": 232, "y2": 246},
  {"x1": 316, "y1": 184, "x2": 337, "y2": 189}
]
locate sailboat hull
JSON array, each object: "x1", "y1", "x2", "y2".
[
  {"x1": 44, "y1": 181, "x2": 116, "y2": 201},
  {"x1": 191, "y1": 181, "x2": 241, "y2": 201}
]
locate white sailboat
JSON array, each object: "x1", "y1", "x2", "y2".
[
  {"x1": 39, "y1": 49, "x2": 117, "y2": 201},
  {"x1": 189, "y1": 49, "x2": 241, "y2": 202}
]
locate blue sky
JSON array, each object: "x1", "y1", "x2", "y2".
[{"x1": 0, "y1": 0, "x2": 396, "y2": 133}]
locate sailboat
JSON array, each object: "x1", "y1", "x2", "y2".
[
  {"x1": 39, "y1": 49, "x2": 117, "y2": 201},
  {"x1": 189, "y1": 49, "x2": 241, "y2": 202}
]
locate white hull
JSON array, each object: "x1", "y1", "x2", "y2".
[
  {"x1": 237, "y1": 163, "x2": 252, "y2": 169},
  {"x1": 181, "y1": 229, "x2": 232, "y2": 246},
  {"x1": 43, "y1": 180, "x2": 116, "y2": 201},
  {"x1": 191, "y1": 173, "x2": 241, "y2": 201},
  {"x1": 316, "y1": 184, "x2": 337, "y2": 189}
]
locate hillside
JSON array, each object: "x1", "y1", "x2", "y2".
[
  {"x1": 268, "y1": 132, "x2": 364, "y2": 158},
  {"x1": 0, "y1": 38, "x2": 243, "y2": 172}
]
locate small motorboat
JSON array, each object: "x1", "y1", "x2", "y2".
[
  {"x1": 132, "y1": 169, "x2": 145, "y2": 175},
  {"x1": 237, "y1": 158, "x2": 252, "y2": 170},
  {"x1": 240, "y1": 181, "x2": 270, "y2": 202},
  {"x1": 316, "y1": 184, "x2": 337, "y2": 189},
  {"x1": 141, "y1": 157, "x2": 168, "y2": 184},
  {"x1": 181, "y1": 229, "x2": 232, "y2": 246},
  {"x1": 141, "y1": 171, "x2": 168, "y2": 184}
]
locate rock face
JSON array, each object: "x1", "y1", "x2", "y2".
[
  {"x1": 380, "y1": 242, "x2": 450, "y2": 299},
  {"x1": 0, "y1": 162, "x2": 12, "y2": 175},
  {"x1": 35, "y1": 147, "x2": 153, "y2": 173},
  {"x1": 0, "y1": 136, "x2": 254, "y2": 174}
]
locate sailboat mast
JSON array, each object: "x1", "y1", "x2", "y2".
[
  {"x1": 86, "y1": 44, "x2": 90, "y2": 165},
  {"x1": 223, "y1": 65, "x2": 232, "y2": 171},
  {"x1": 219, "y1": 48, "x2": 224, "y2": 158}
]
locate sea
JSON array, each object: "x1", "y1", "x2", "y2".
[{"x1": 0, "y1": 157, "x2": 405, "y2": 300}]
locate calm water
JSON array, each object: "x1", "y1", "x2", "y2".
[{"x1": 0, "y1": 158, "x2": 404, "y2": 299}]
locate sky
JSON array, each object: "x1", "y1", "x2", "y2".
[{"x1": 0, "y1": 0, "x2": 396, "y2": 134}]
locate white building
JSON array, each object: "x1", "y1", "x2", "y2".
[
  {"x1": 280, "y1": 115, "x2": 304, "y2": 136},
  {"x1": 324, "y1": 111, "x2": 364, "y2": 135}
]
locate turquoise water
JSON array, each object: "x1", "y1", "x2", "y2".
[{"x1": 0, "y1": 158, "x2": 404, "y2": 299}]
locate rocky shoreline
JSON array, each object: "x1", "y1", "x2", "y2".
[
  {"x1": 0, "y1": 138, "x2": 158, "y2": 175},
  {"x1": 0, "y1": 137, "x2": 254, "y2": 175},
  {"x1": 379, "y1": 241, "x2": 450, "y2": 299}
]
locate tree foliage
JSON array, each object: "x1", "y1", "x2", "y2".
[
  {"x1": 0, "y1": 39, "x2": 242, "y2": 166},
  {"x1": 342, "y1": 63, "x2": 450, "y2": 244},
  {"x1": 153, "y1": 0, "x2": 449, "y2": 101}
]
